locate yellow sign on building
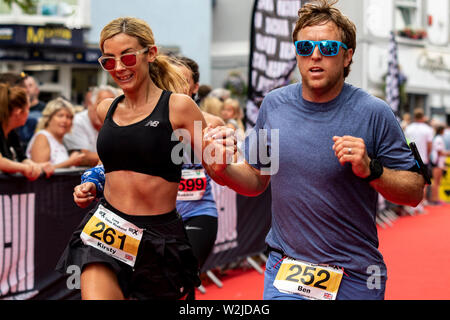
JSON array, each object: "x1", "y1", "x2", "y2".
[{"x1": 26, "y1": 26, "x2": 72, "y2": 45}]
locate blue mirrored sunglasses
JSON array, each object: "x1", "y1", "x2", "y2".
[{"x1": 295, "y1": 40, "x2": 348, "y2": 57}]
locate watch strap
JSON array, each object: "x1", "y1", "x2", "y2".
[{"x1": 363, "y1": 159, "x2": 383, "y2": 182}]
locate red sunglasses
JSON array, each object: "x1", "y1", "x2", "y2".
[{"x1": 98, "y1": 47, "x2": 149, "y2": 71}]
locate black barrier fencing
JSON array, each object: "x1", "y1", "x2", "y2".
[{"x1": 0, "y1": 169, "x2": 272, "y2": 300}]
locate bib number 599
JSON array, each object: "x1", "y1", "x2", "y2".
[{"x1": 179, "y1": 177, "x2": 206, "y2": 191}]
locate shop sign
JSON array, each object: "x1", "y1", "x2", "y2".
[
  {"x1": 0, "y1": 25, "x2": 84, "y2": 48},
  {"x1": 0, "y1": 27, "x2": 14, "y2": 41},
  {"x1": 418, "y1": 51, "x2": 450, "y2": 76}
]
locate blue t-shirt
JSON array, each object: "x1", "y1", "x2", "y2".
[{"x1": 245, "y1": 83, "x2": 416, "y2": 283}]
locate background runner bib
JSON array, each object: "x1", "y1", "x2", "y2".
[{"x1": 177, "y1": 169, "x2": 207, "y2": 201}]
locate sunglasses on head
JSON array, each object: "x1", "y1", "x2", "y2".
[
  {"x1": 295, "y1": 40, "x2": 348, "y2": 57},
  {"x1": 98, "y1": 47, "x2": 149, "y2": 71}
]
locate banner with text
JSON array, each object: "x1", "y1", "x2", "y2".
[
  {"x1": 246, "y1": 0, "x2": 308, "y2": 128},
  {"x1": 0, "y1": 171, "x2": 86, "y2": 300},
  {"x1": 202, "y1": 183, "x2": 272, "y2": 272}
]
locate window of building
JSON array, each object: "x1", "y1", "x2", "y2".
[
  {"x1": 0, "y1": 1, "x2": 12, "y2": 14},
  {"x1": 405, "y1": 93, "x2": 428, "y2": 117},
  {"x1": 395, "y1": 0, "x2": 423, "y2": 31},
  {"x1": 0, "y1": 0, "x2": 90, "y2": 29},
  {"x1": 37, "y1": 0, "x2": 78, "y2": 17},
  {"x1": 0, "y1": 0, "x2": 72, "y2": 16}
]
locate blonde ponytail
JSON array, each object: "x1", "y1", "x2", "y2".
[{"x1": 150, "y1": 54, "x2": 189, "y2": 94}]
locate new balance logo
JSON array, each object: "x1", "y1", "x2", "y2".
[{"x1": 145, "y1": 120, "x2": 160, "y2": 127}]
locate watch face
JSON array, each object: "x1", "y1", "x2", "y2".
[{"x1": 364, "y1": 159, "x2": 383, "y2": 182}]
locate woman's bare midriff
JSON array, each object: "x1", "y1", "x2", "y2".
[{"x1": 103, "y1": 170, "x2": 179, "y2": 215}]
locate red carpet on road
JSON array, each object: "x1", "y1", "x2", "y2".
[
  {"x1": 196, "y1": 203, "x2": 450, "y2": 300},
  {"x1": 379, "y1": 203, "x2": 450, "y2": 300}
]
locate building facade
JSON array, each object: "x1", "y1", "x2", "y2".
[
  {"x1": 0, "y1": 0, "x2": 100, "y2": 104},
  {"x1": 0, "y1": 0, "x2": 212, "y2": 105},
  {"x1": 2, "y1": 0, "x2": 450, "y2": 125},
  {"x1": 341, "y1": 0, "x2": 450, "y2": 124},
  {"x1": 212, "y1": 0, "x2": 450, "y2": 124}
]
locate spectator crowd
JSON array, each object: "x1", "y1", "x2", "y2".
[
  {"x1": 0, "y1": 67, "x2": 248, "y2": 180},
  {"x1": 1, "y1": 64, "x2": 449, "y2": 218}
]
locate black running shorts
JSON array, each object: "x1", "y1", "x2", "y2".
[{"x1": 56, "y1": 198, "x2": 200, "y2": 300}]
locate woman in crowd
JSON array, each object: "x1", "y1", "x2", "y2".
[
  {"x1": 0, "y1": 83, "x2": 51, "y2": 180},
  {"x1": 430, "y1": 125, "x2": 450, "y2": 205},
  {"x1": 200, "y1": 96, "x2": 223, "y2": 119},
  {"x1": 56, "y1": 17, "x2": 234, "y2": 300},
  {"x1": 221, "y1": 98, "x2": 245, "y2": 135},
  {"x1": 26, "y1": 97, "x2": 85, "y2": 169},
  {"x1": 221, "y1": 98, "x2": 245, "y2": 162}
]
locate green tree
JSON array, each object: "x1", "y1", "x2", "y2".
[{"x1": 3, "y1": 0, "x2": 37, "y2": 14}]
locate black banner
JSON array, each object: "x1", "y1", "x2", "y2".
[
  {"x1": 246, "y1": 0, "x2": 307, "y2": 128},
  {"x1": 0, "y1": 170, "x2": 270, "y2": 299},
  {"x1": 0, "y1": 170, "x2": 87, "y2": 300},
  {"x1": 0, "y1": 25, "x2": 84, "y2": 48},
  {"x1": 202, "y1": 183, "x2": 272, "y2": 272},
  {"x1": 0, "y1": 24, "x2": 101, "y2": 65}
]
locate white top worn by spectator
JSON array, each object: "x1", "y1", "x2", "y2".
[
  {"x1": 63, "y1": 85, "x2": 120, "y2": 168},
  {"x1": 63, "y1": 109, "x2": 98, "y2": 153},
  {"x1": 443, "y1": 128, "x2": 450, "y2": 150},
  {"x1": 404, "y1": 122, "x2": 434, "y2": 164},
  {"x1": 431, "y1": 134, "x2": 447, "y2": 169},
  {"x1": 26, "y1": 130, "x2": 69, "y2": 165}
]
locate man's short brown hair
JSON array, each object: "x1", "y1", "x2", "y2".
[
  {"x1": 413, "y1": 108, "x2": 425, "y2": 120},
  {"x1": 292, "y1": 0, "x2": 357, "y2": 78}
]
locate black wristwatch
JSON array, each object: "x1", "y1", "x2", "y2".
[{"x1": 363, "y1": 159, "x2": 384, "y2": 182}]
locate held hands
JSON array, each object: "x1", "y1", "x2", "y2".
[
  {"x1": 202, "y1": 125, "x2": 237, "y2": 174},
  {"x1": 22, "y1": 159, "x2": 54, "y2": 180},
  {"x1": 39, "y1": 162, "x2": 55, "y2": 178},
  {"x1": 22, "y1": 161, "x2": 42, "y2": 181},
  {"x1": 73, "y1": 182, "x2": 97, "y2": 208},
  {"x1": 333, "y1": 136, "x2": 371, "y2": 179}
]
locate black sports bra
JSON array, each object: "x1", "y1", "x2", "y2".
[{"x1": 97, "y1": 91, "x2": 182, "y2": 183}]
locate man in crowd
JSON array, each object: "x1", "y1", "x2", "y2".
[
  {"x1": 18, "y1": 75, "x2": 47, "y2": 148},
  {"x1": 64, "y1": 85, "x2": 120, "y2": 167},
  {"x1": 404, "y1": 107, "x2": 434, "y2": 210}
]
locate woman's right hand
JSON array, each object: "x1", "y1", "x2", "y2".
[
  {"x1": 73, "y1": 182, "x2": 97, "y2": 208},
  {"x1": 68, "y1": 151, "x2": 86, "y2": 167}
]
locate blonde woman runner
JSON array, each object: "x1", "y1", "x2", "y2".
[{"x1": 56, "y1": 17, "x2": 234, "y2": 300}]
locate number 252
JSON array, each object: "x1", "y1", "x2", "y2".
[{"x1": 286, "y1": 265, "x2": 330, "y2": 290}]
